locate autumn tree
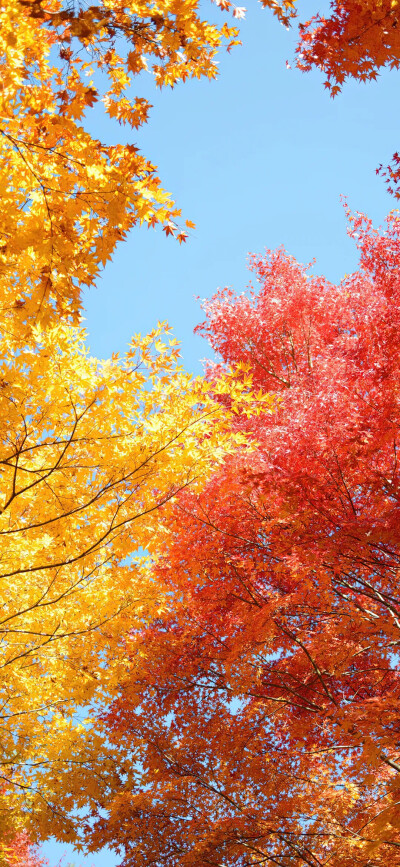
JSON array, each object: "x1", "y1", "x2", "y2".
[
  {"x1": 0, "y1": 0, "x2": 250, "y2": 332},
  {"x1": 0, "y1": 306, "x2": 260, "y2": 849},
  {"x1": 0, "y1": 0, "x2": 280, "y2": 848},
  {"x1": 94, "y1": 212, "x2": 400, "y2": 866}
]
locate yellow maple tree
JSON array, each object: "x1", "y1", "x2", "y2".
[
  {"x1": 0, "y1": 314, "x2": 254, "y2": 846},
  {"x1": 0, "y1": 0, "x2": 271, "y2": 850}
]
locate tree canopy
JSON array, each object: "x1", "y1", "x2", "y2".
[
  {"x1": 2, "y1": 0, "x2": 400, "y2": 862},
  {"x1": 96, "y1": 213, "x2": 400, "y2": 866}
]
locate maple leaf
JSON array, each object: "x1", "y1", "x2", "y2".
[{"x1": 83, "y1": 87, "x2": 98, "y2": 107}]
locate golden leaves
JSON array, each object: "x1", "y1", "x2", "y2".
[
  {"x1": 0, "y1": 0, "x2": 256, "y2": 849},
  {"x1": 0, "y1": 319, "x2": 243, "y2": 843},
  {"x1": 0, "y1": 0, "x2": 246, "y2": 337}
]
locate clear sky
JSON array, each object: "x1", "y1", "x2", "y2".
[{"x1": 41, "y1": 1, "x2": 400, "y2": 864}]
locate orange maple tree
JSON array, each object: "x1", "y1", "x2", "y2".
[
  {"x1": 295, "y1": 0, "x2": 400, "y2": 91},
  {"x1": 93, "y1": 212, "x2": 400, "y2": 866}
]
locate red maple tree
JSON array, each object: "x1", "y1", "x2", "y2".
[
  {"x1": 291, "y1": 0, "x2": 400, "y2": 196},
  {"x1": 92, "y1": 212, "x2": 400, "y2": 865},
  {"x1": 4, "y1": 833, "x2": 49, "y2": 866}
]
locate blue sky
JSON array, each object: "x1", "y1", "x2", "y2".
[{"x1": 42, "y1": 1, "x2": 400, "y2": 864}]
